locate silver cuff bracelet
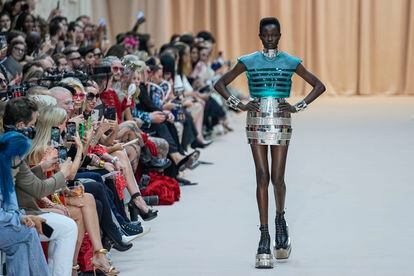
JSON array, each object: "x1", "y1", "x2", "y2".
[
  {"x1": 226, "y1": 95, "x2": 241, "y2": 111},
  {"x1": 294, "y1": 100, "x2": 308, "y2": 112}
]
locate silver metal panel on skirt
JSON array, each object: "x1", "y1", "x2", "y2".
[{"x1": 246, "y1": 97, "x2": 292, "y2": 145}]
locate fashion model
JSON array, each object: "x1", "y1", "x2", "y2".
[{"x1": 214, "y1": 17, "x2": 326, "y2": 269}]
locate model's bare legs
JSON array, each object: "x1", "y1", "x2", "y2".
[
  {"x1": 250, "y1": 144, "x2": 270, "y2": 225},
  {"x1": 270, "y1": 145, "x2": 289, "y2": 213},
  {"x1": 270, "y1": 145, "x2": 291, "y2": 258}
]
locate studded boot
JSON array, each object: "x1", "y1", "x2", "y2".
[
  {"x1": 274, "y1": 211, "x2": 291, "y2": 259},
  {"x1": 255, "y1": 224, "x2": 273, "y2": 268}
]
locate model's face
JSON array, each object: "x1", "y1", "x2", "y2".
[{"x1": 259, "y1": 24, "x2": 281, "y2": 50}]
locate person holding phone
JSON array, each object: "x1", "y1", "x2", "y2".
[{"x1": 0, "y1": 131, "x2": 50, "y2": 276}]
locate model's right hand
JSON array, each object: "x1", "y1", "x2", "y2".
[{"x1": 239, "y1": 101, "x2": 260, "y2": 112}]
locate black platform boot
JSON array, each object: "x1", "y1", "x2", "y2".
[
  {"x1": 255, "y1": 224, "x2": 273, "y2": 269},
  {"x1": 274, "y1": 211, "x2": 291, "y2": 259}
]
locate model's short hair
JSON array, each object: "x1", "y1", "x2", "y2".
[{"x1": 259, "y1": 17, "x2": 281, "y2": 33}]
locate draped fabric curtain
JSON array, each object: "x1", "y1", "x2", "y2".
[{"x1": 91, "y1": 0, "x2": 414, "y2": 96}]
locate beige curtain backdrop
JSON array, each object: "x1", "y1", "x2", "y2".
[{"x1": 91, "y1": 0, "x2": 414, "y2": 96}]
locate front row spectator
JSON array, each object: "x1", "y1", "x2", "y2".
[{"x1": 0, "y1": 131, "x2": 50, "y2": 275}]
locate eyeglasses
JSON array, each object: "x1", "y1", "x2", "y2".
[
  {"x1": 94, "y1": 53, "x2": 103, "y2": 58},
  {"x1": 12, "y1": 157, "x2": 23, "y2": 169},
  {"x1": 13, "y1": 47, "x2": 25, "y2": 53},
  {"x1": 112, "y1": 66, "x2": 124, "y2": 73},
  {"x1": 86, "y1": 93, "x2": 99, "y2": 101}
]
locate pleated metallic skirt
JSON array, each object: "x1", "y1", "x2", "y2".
[{"x1": 246, "y1": 97, "x2": 292, "y2": 145}]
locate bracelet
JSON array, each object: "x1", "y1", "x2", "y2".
[
  {"x1": 110, "y1": 157, "x2": 119, "y2": 164},
  {"x1": 225, "y1": 95, "x2": 241, "y2": 111},
  {"x1": 98, "y1": 160, "x2": 105, "y2": 168},
  {"x1": 294, "y1": 100, "x2": 308, "y2": 112}
]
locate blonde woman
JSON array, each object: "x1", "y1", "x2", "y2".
[
  {"x1": 60, "y1": 77, "x2": 87, "y2": 116},
  {"x1": 27, "y1": 106, "x2": 118, "y2": 275}
]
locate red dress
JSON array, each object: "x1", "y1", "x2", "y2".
[{"x1": 99, "y1": 89, "x2": 134, "y2": 123}]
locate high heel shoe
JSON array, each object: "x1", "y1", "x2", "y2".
[
  {"x1": 92, "y1": 249, "x2": 119, "y2": 276},
  {"x1": 177, "y1": 150, "x2": 200, "y2": 172},
  {"x1": 128, "y1": 192, "x2": 158, "y2": 221}
]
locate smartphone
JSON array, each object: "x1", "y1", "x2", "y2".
[
  {"x1": 57, "y1": 1, "x2": 60, "y2": 9},
  {"x1": 57, "y1": 146, "x2": 67, "y2": 163},
  {"x1": 104, "y1": 107, "x2": 116, "y2": 121},
  {"x1": 51, "y1": 127, "x2": 60, "y2": 145},
  {"x1": 66, "y1": 122, "x2": 76, "y2": 142},
  {"x1": 41, "y1": 222, "x2": 54, "y2": 238},
  {"x1": 91, "y1": 109, "x2": 100, "y2": 123}
]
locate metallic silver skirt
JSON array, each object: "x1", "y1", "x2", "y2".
[{"x1": 246, "y1": 97, "x2": 292, "y2": 145}]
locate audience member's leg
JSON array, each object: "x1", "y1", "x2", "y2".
[
  {"x1": 0, "y1": 225, "x2": 50, "y2": 276},
  {"x1": 38, "y1": 212, "x2": 78, "y2": 276}
]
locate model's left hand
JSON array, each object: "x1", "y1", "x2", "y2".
[{"x1": 278, "y1": 102, "x2": 297, "y2": 113}]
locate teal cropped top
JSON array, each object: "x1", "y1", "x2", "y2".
[{"x1": 238, "y1": 51, "x2": 302, "y2": 98}]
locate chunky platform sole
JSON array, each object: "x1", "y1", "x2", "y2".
[
  {"x1": 274, "y1": 243, "x2": 291, "y2": 259},
  {"x1": 255, "y1": 253, "x2": 273, "y2": 269}
]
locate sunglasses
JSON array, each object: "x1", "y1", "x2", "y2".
[
  {"x1": 112, "y1": 66, "x2": 124, "y2": 73},
  {"x1": 86, "y1": 93, "x2": 99, "y2": 101},
  {"x1": 12, "y1": 157, "x2": 23, "y2": 169},
  {"x1": 73, "y1": 93, "x2": 85, "y2": 100}
]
